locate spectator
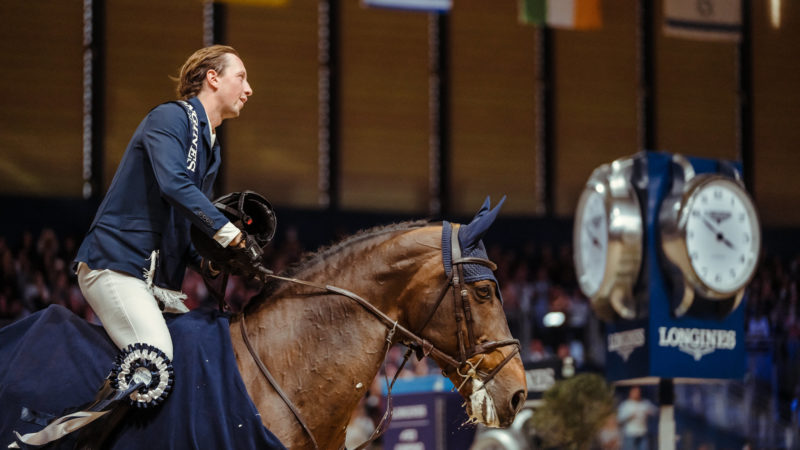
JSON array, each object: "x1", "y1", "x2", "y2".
[{"x1": 617, "y1": 386, "x2": 657, "y2": 450}]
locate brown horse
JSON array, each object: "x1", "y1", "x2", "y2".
[{"x1": 230, "y1": 198, "x2": 527, "y2": 449}]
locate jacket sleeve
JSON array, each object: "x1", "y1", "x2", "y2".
[{"x1": 142, "y1": 103, "x2": 230, "y2": 238}]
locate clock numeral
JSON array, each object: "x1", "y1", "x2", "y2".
[
  {"x1": 715, "y1": 274, "x2": 722, "y2": 283},
  {"x1": 692, "y1": 210, "x2": 700, "y2": 218},
  {"x1": 743, "y1": 233, "x2": 750, "y2": 243},
  {"x1": 688, "y1": 231, "x2": 694, "y2": 239},
  {"x1": 701, "y1": 267, "x2": 708, "y2": 276},
  {"x1": 740, "y1": 254, "x2": 746, "y2": 263},
  {"x1": 738, "y1": 213, "x2": 745, "y2": 222},
  {"x1": 701, "y1": 195, "x2": 708, "y2": 204},
  {"x1": 690, "y1": 252, "x2": 698, "y2": 260},
  {"x1": 713, "y1": 189, "x2": 722, "y2": 199},
  {"x1": 730, "y1": 268, "x2": 736, "y2": 278}
]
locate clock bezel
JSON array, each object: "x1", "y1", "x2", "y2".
[{"x1": 573, "y1": 157, "x2": 644, "y2": 321}]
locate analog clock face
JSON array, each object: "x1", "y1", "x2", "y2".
[
  {"x1": 575, "y1": 189, "x2": 608, "y2": 297},
  {"x1": 684, "y1": 178, "x2": 760, "y2": 294}
]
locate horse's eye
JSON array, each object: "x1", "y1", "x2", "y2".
[{"x1": 475, "y1": 285, "x2": 492, "y2": 301}]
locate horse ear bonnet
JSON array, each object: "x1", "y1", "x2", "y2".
[
  {"x1": 191, "y1": 191, "x2": 277, "y2": 265},
  {"x1": 442, "y1": 196, "x2": 506, "y2": 300}
]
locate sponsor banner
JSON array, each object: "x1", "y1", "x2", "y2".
[{"x1": 381, "y1": 378, "x2": 475, "y2": 449}]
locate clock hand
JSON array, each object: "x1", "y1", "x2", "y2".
[
  {"x1": 586, "y1": 231, "x2": 603, "y2": 249},
  {"x1": 702, "y1": 217, "x2": 736, "y2": 250},
  {"x1": 720, "y1": 234, "x2": 736, "y2": 250},
  {"x1": 701, "y1": 217, "x2": 718, "y2": 234}
]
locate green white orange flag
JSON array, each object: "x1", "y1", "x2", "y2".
[{"x1": 519, "y1": 0, "x2": 602, "y2": 30}]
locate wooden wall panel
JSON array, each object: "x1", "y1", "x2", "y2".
[
  {"x1": 339, "y1": 1, "x2": 430, "y2": 213},
  {"x1": 0, "y1": 2, "x2": 83, "y2": 196},
  {"x1": 553, "y1": 0, "x2": 638, "y2": 217},
  {"x1": 751, "y1": 0, "x2": 800, "y2": 226},
  {"x1": 225, "y1": 1, "x2": 319, "y2": 208},
  {"x1": 104, "y1": 0, "x2": 204, "y2": 189},
  {"x1": 1, "y1": 0, "x2": 798, "y2": 226},
  {"x1": 449, "y1": 0, "x2": 538, "y2": 216},
  {"x1": 654, "y1": 0, "x2": 738, "y2": 161}
]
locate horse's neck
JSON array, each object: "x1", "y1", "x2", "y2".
[{"x1": 232, "y1": 227, "x2": 441, "y2": 448}]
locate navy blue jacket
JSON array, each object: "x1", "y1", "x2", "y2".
[{"x1": 75, "y1": 97, "x2": 229, "y2": 290}]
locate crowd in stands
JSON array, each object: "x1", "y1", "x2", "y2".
[{"x1": 1, "y1": 226, "x2": 799, "y2": 445}]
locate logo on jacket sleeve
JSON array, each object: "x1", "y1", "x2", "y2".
[{"x1": 177, "y1": 100, "x2": 200, "y2": 173}]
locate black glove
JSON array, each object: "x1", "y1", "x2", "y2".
[{"x1": 226, "y1": 233, "x2": 264, "y2": 277}]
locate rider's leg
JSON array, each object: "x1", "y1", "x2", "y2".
[
  {"x1": 76, "y1": 262, "x2": 173, "y2": 359},
  {"x1": 9, "y1": 264, "x2": 176, "y2": 449}
]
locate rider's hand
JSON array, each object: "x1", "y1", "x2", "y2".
[{"x1": 230, "y1": 232, "x2": 246, "y2": 249}]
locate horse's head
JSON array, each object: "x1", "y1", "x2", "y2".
[{"x1": 402, "y1": 197, "x2": 527, "y2": 428}]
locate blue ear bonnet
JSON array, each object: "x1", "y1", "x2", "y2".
[
  {"x1": 442, "y1": 221, "x2": 497, "y2": 285},
  {"x1": 441, "y1": 195, "x2": 506, "y2": 301}
]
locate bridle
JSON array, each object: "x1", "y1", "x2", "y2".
[{"x1": 238, "y1": 223, "x2": 520, "y2": 449}]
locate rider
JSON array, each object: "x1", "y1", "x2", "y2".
[
  {"x1": 74, "y1": 44, "x2": 253, "y2": 364},
  {"x1": 12, "y1": 45, "x2": 255, "y2": 448}
]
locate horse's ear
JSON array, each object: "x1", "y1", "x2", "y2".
[{"x1": 459, "y1": 195, "x2": 506, "y2": 248}]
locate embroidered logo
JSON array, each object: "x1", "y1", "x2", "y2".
[{"x1": 178, "y1": 101, "x2": 199, "y2": 173}]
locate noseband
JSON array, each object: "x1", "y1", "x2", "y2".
[{"x1": 239, "y1": 224, "x2": 520, "y2": 449}]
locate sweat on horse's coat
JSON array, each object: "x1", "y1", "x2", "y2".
[{"x1": 0, "y1": 305, "x2": 285, "y2": 449}]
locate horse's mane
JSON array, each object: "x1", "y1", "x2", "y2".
[{"x1": 243, "y1": 219, "x2": 431, "y2": 314}]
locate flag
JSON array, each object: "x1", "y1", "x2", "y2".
[
  {"x1": 214, "y1": 0, "x2": 288, "y2": 6},
  {"x1": 663, "y1": 0, "x2": 742, "y2": 42},
  {"x1": 362, "y1": 0, "x2": 452, "y2": 13},
  {"x1": 519, "y1": 0, "x2": 602, "y2": 30}
]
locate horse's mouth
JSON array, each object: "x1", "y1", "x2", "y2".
[{"x1": 463, "y1": 379, "x2": 503, "y2": 428}]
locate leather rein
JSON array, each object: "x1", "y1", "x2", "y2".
[{"x1": 238, "y1": 224, "x2": 520, "y2": 449}]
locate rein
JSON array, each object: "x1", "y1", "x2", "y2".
[{"x1": 238, "y1": 225, "x2": 520, "y2": 449}]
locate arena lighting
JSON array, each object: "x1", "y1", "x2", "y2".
[
  {"x1": 770, "y1": 0, "x2": 781, "y2": 28},
  {"x1": 543, "y1": 311, "x2": 566, "y2": 328}
]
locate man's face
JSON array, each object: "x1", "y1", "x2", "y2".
[{"x1": 215, "y1": 53, "x2": 253, "y2": 120}]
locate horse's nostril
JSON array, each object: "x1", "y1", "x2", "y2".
[{"x1": 510, "y1": 389, "x2": 526, "y2": 413}]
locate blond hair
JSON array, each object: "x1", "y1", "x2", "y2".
[{"x1": 175, "y1": 45, "x2": 240, "y2": 100}]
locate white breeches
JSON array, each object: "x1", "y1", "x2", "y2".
[{"x1": 77, "y1": 262, "x2": 174, "y2": 360}]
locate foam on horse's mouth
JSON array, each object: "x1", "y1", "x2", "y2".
[{"x1": 464, "y1": 379, "x2": 500, "y2": 428}]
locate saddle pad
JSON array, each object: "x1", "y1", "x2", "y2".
[{"x1": 0, "y1": 305, "x2": 285, "y2": 450}]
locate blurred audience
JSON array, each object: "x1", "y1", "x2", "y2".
[{"x1": 2, "y1": 227, "x2": 800, "y2": 443}]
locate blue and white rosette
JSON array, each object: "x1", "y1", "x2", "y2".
[{"x1": 109, "y1": 343, "x2": 174, "y2": 408}]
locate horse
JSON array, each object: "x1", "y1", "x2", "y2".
[{"x1": 0, "y1": 197, "x2": 526, "y2": 449}]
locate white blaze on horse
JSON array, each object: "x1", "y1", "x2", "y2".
[{"x1": 1, "y1": 197, "x2": 526, "y2": 450}]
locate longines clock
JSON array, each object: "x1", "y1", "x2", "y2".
[{"x1": 659, "y1": 154, "x2": 761, "y2": 316}]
